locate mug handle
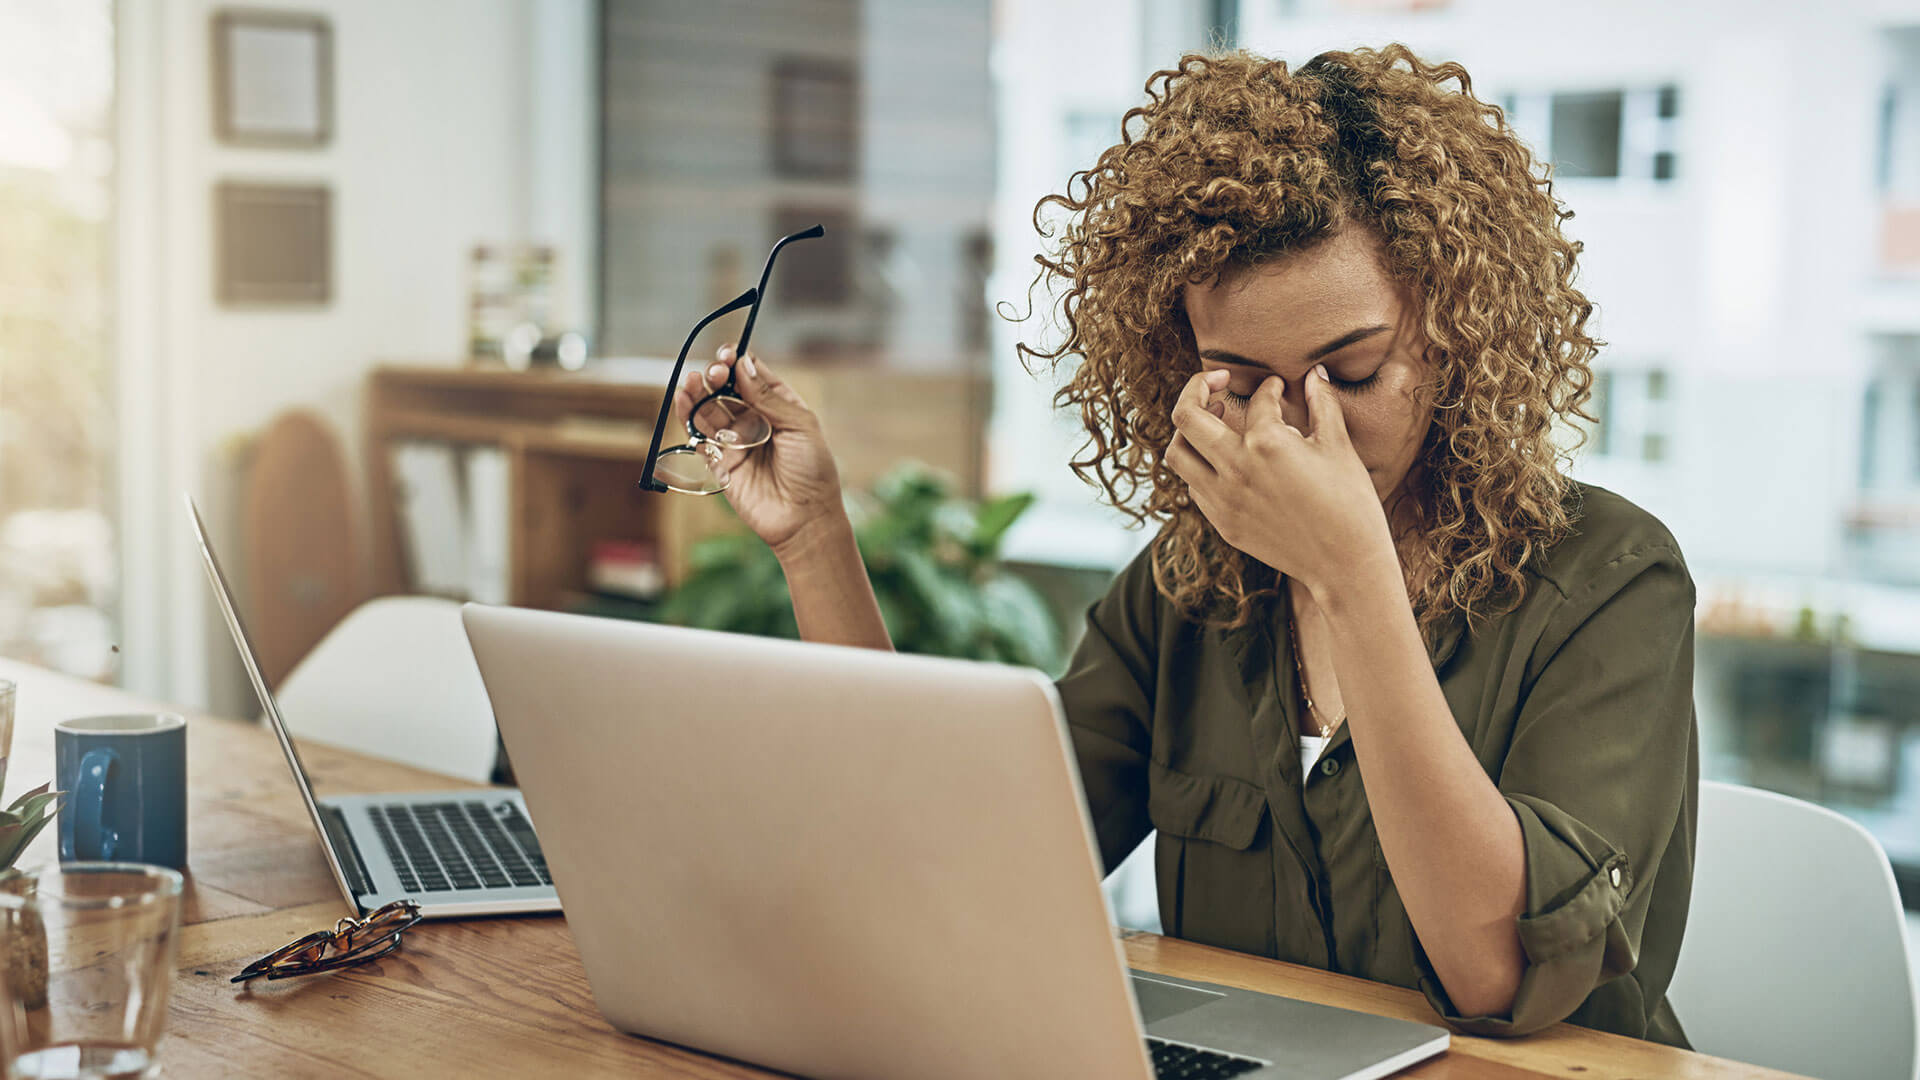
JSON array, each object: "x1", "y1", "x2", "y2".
[{"x1": 75, "y1": 747, "x2": 119, "y2": 861}]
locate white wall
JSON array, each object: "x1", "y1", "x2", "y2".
[{"x1": 116, "y1": 0, "x2": 596, "y2": 713}]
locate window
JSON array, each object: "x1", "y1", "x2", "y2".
[
  {"x1": 1880, "y1": 29, "x2": 1920, "y2": 198},
  {"x1": 1550, "y1": 91, "x2": 1622, "y2": 178},
  {"x1": 1502, "y1": 85, "x2": 1680, "y2": 182},
  {"x1": 1860, "y1": 336, "x2": 1920, "y2": 493},
  {"x1": 1590, "y1": 366, "x2": 1671, "y2": 464},
  {"x1": 0, "y1": 1, "x2": 117, "y2": 680},
  {"x1": 1207, "y1": 0, "x2": 1240, "y2": 47},
  {"x1": 1877, "y1": 28, "x2": 1920, "y2": 271}
]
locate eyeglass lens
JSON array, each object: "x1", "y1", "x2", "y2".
[
  {"x1": 653, "y1": 445, "x2": 728, "y2": 496},
  {"x1": 688, "y1": 388, "x2": 772, "y2": 449}
]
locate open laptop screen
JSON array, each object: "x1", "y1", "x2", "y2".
[{"x1": 185, "y1": 493, "x2": 357, "y2": 906}]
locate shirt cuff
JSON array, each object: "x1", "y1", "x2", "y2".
[{"x1": 1413, "y1": 796, "x2": 1638, "y2": 1037}]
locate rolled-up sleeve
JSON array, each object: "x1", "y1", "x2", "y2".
[
  {"x1": 1054, "y1": 548, "x2": 1160, "y2": 876},
  {"x1": 1416, "y1": 542, "x2": 1697, "y2": 1036}
]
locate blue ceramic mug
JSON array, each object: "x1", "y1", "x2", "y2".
[{"x1": 54, "y1": 714, "x2": 188, "y2": 870}]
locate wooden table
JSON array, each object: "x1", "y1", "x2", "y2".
[{"x1": 0, "y1": 659, "x2": 1804, "y2": 1078}]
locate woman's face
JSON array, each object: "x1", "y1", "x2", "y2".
[{"x1": 1181, "y1": 228, "x2": 1433, "y2": 513}]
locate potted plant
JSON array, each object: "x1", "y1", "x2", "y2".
[
  {"x1": 0, "y1": 784, "x2": 63, "y2": 1011},
  {"x1": 657, "y1": 462, "x2": 1061, "y2": 669}
]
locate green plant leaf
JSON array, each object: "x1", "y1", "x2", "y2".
[
  {"x1": 687, "y1": 531, "x2": 760, "y2": 572},
  {"x1": 970, "y1": 492, "x2": 1035, "y2": 556},
  {"x1": 894, "y1": 547, "x2": 980, "y2": 656},
  {"x1": 651, "y1": 461, "x2": 1055, "y2": 666},
  {"x1": 0, "y1": 787, "x2": 62, "y2": 871},
  {"x1": 7, "y1": 790, "x2": 60, "y2": 826},
  {"x1": 979, "y1": 574, "x2": 1061, "y2": 670},
  {"x1": 657, "y1": 569, "x2": 727, "y2": 625},
  {"x1": 932, "y1": 500, "x2": 979, "y2": 547},
  {"x1": 0, "y1": 811, "x2": 58, "y2": 869},
  {"x1": 872, "y1": 588, "x2": 911, "y2": 645},
  {"x1": 5, "y1": 783, "x2": 51, "y2": 814}
]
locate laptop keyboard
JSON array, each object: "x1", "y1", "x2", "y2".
[
  {"x1": 1146, "y1": 1037, "x2": 1267, "y2": 1078},
  {"x1": 366, "y1": 800, "x2": 551, "y2": 894}
]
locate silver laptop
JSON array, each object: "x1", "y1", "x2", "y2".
[
  {"x1": 187, "y1": 495, "x2": 559, "y2": 919},
  {"x1": 463, "y1": 604, "x2": 1449, "y2": 1079}
]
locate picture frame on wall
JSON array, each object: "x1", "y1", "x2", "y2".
[
  {"x1": 212, "y1": 9, "x2": 333, "y2": 148},
  {"x1": 771, "y1": 57, "x2": 857, "y2": 180},
  {"x1": 215, "y1": 181, "x2": 332, "y2": 306}
]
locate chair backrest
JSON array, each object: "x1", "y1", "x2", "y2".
[
  {"x1": 242, "y1": 410, "x2": 366, "y2": 686},
  {"x1": 271, "y1": 596, "x2": 499, "y2": 784},
  {"x1": 1668, "y1": 780, "x2": 1918, "y2": 1080}
]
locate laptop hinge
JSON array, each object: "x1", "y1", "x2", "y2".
[{"x1": 318, "y1": 803, "x2": 376, "y2": 899}]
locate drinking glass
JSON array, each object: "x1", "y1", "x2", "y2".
[{"x1": 0, "y1": 864, "x2": 184, "y2": 1080}]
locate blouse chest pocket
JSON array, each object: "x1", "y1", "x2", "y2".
[{"x1": 1145, "y1": 762, "x2": 1273, "y2": 956}]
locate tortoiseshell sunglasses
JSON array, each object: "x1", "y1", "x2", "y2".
[{"x1": 231, "y1": 899, "x2": 423, "y2": 983}]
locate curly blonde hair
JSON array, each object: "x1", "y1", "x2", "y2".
[{"x1": 1021, "y1": 44, "x2": 1599, "y2": 648}]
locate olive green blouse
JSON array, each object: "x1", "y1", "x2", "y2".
[{"x1": 1056, "y1": 480, "x2": 1697, "y2": 1047}]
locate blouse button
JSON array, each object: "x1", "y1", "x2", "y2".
[
  {"x1": 1609, "y1": 865, "x2": 1623, "y2": 888},
  {"x1": 1319, "y1": 756, "x2": 1341, "y2": 777}
]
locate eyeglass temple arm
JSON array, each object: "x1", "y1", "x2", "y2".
[
  {"x1": 732, "y1": 223, "x2": 825, "y2": 363},
  {"x1": 639, "y1": 287, "x2": 758, "y2": 494}
]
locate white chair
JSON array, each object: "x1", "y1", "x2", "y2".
[
  {"x1": 271, "y1": 596, "x2": 500, "y2": 784},
  {"x1": 1668, "y1": 780, "x2": 1919, "y2": 1080}
]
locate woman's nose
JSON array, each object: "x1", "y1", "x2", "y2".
[{"x1": 1265, "y1": 380, "x2": 1309, "y2": 434}]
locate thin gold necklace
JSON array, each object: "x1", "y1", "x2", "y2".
[{"x1": 1289, "y1": 615, "x2": 1344, "y2": 738}]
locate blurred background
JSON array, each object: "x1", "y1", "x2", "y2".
[{"x1": 1, "y1": 0, "x2": 1917, "y2": 960}]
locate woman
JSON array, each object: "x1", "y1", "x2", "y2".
[{"x1": 674, "y1": 45, "x2": 1696, "y2": 1046}]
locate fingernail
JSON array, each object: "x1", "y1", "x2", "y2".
[
  {"x1": 718, "y1": 344, "x2": 734, "y2": 360},
  {"x1": 1203, "y1": 369, "x2": 1229, "y2": 387},
  {"x1": 717, "y1": 428, "x2": 739, "y2": 445},
  {"x1": 1315, "y1": 363, "x2": 1330, "y2": 383},
  {"x1": 707, "y1": 363, "x2": 727, "y2": 382},
  {"x1": 742, "y1": 354, "x2": 757, "y2": 379}
]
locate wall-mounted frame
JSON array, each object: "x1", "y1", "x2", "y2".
[
  {"x1": 212, "y1": 8, "x2": 333, "y2": 148},
  {"x1": 771, "y1": 57, "x2": 857, "y2": 180},
  {"x1": 215, "y1": 181, "x2": 332, "y2": 306}
]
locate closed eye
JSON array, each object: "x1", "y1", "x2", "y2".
[
  {"x1": 1333, "y1": 371, "x2": 1381, "y2": 395},
  {"x1": 1219, "y1": 373, "x2": 1379, "y2": 401}
]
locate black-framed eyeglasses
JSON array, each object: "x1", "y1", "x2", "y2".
[
  {"x1": 638, "y1": 224, "x2": 826, "y2": 495},
  {"x1": 231, "y1": 899, "x2": 422, "y2": 983}
]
